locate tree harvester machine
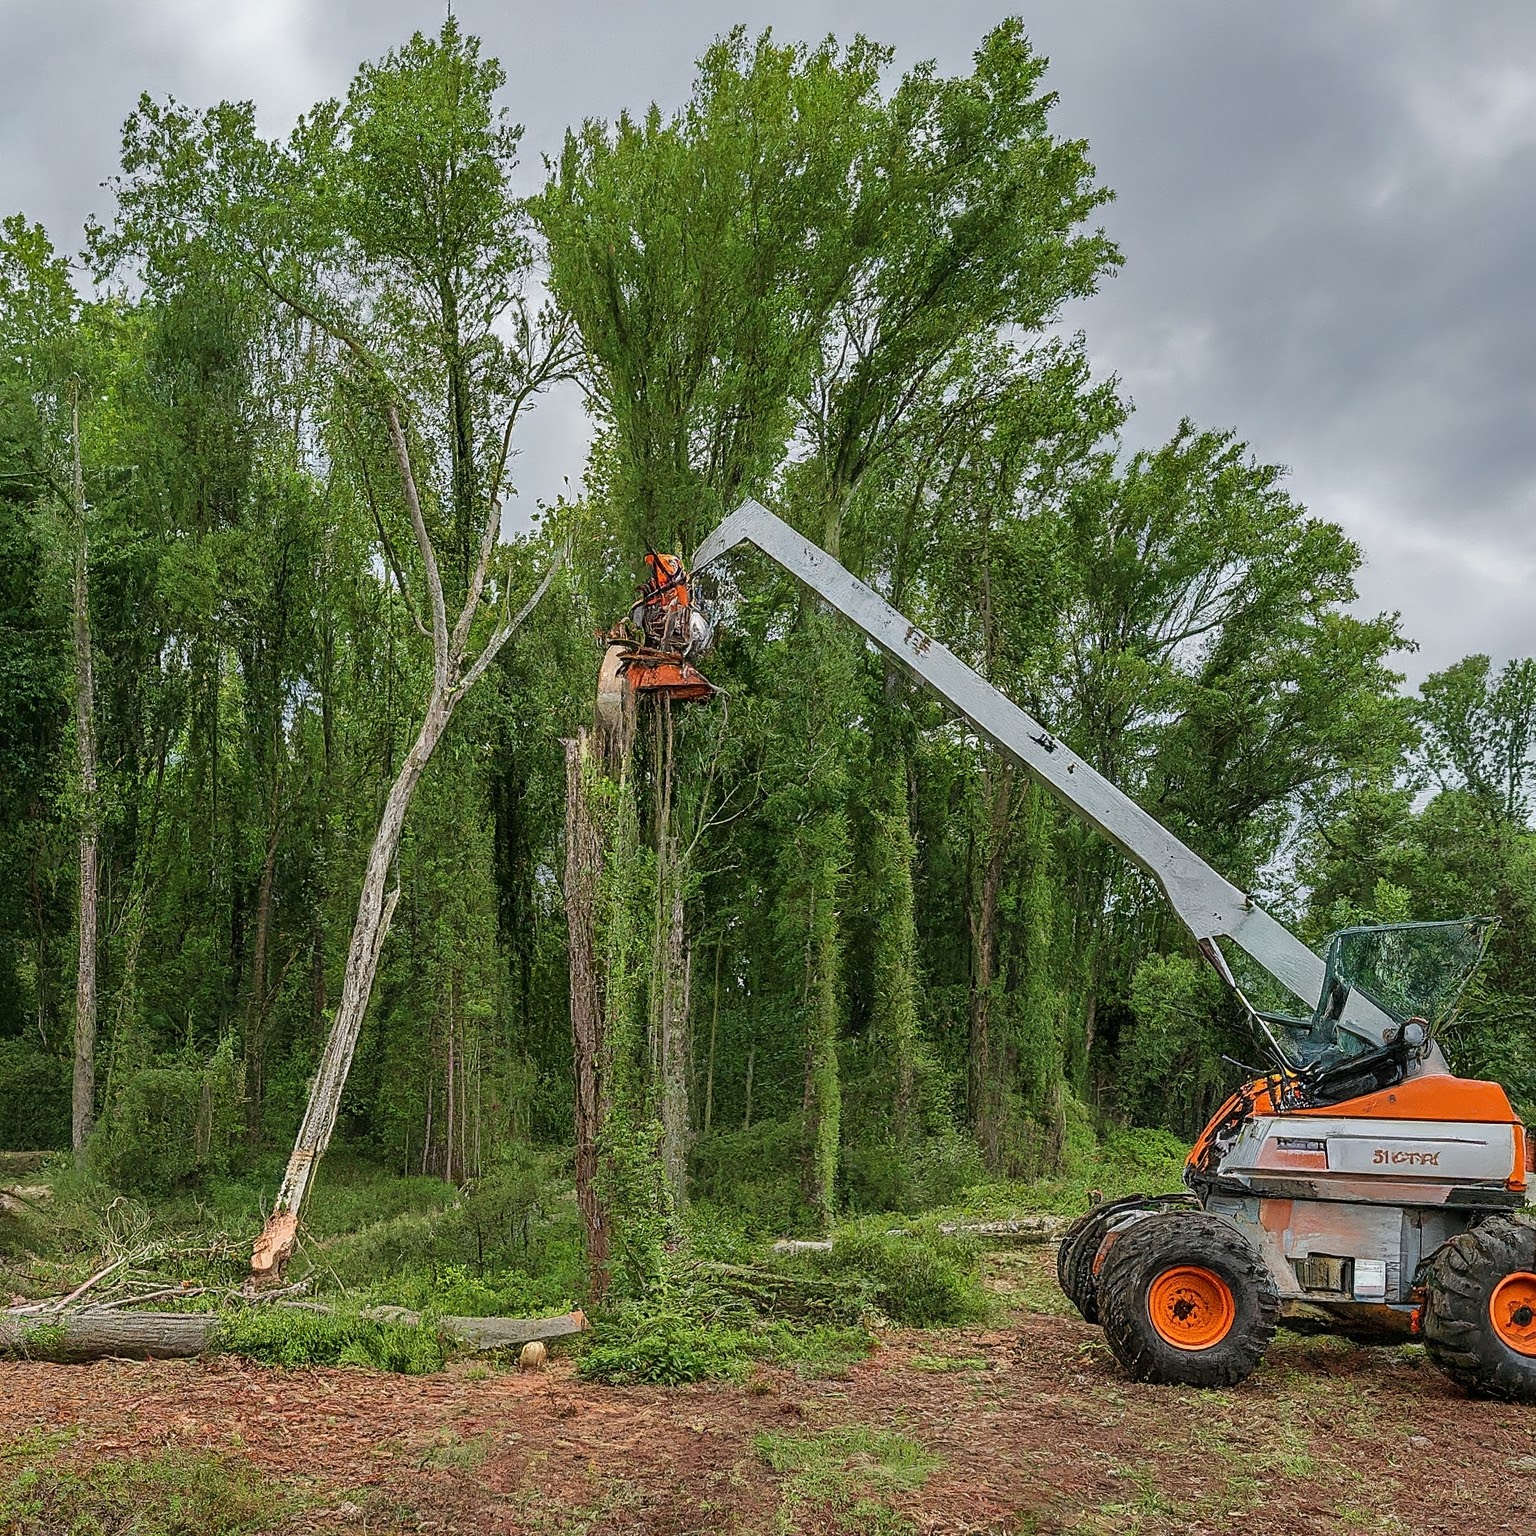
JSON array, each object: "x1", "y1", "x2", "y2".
[{"x1": 604, "y1": 498, "x2": 1536, "y2": 1401}]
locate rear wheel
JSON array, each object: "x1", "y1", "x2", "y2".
[
  {"x1": 1423, "y1": 1214, "x2": 1536, "y2": 1402},
  {"x1": 1056, "y1": 1194, "x2": 1199, "y2": 1325},
  {"x1": 1097, "y1": 1210, "x2": 1278, "y2": 1387}
]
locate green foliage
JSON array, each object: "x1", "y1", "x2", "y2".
[
  {"x1": 576, "y1": 1295, "x2": 873, "y2": 1386},
  {"x1": 690, "y1": 1120, "x2": 806, "y2": 1236},
  {"x1": 1121, "y1": 953, "x2": 1247, "y2": 1139},
  {"x1": 89, "y1": 1038, "x2": 244, "y2": 1195},
  {"x1": 0, "y1": 1438, "x2": 305, "y2": 1536},
  {"x1": 808, "y1": 1219, "x2": 990, "y2": 1328},
  {"x1": 213, "y1": 1307, "x2": 448, "y2": 1373},
  {"x1": 0, "y1": 1039, "x2": 70, "y2": 1149},
  {"x1": 577, "y1": 1301, "x2": 751, "y2": 1386},
  {"x1": 839, "y1": 1132, "x2": 986, "y2": 1218}
]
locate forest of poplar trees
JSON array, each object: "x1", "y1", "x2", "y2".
[{"x1": 2, "y1": 18, "x2": 1534, "y2": 1246}]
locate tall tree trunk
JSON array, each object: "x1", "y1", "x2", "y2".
[
  {"x1": 68, "y1": 387, "x2": 99, "y2": 1156},
  {"x1": 702, "y1": 936, "x2": 723, "y2": 1135},
  {"x1": 799, "y1": 902, "x2": 841, "y2": 1228},
  {"x1": 652, "y1": 702, "x2": 691, "y2": 1210},
  {"x1": 564, "y1": 732, "x2": 611, "y2": 1304}
]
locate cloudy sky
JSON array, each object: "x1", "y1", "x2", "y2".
[{"x1": 2, "y1": 0, "x2": 1532, "y2": 682}]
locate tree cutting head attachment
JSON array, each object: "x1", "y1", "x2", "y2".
[{"x1": 595, "y1": 550, "x2": 718, "y2": 732}]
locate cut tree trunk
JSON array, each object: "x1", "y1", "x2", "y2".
[
  {"x1": 0, "y1": 1306, "x2": 587, "y2": 1363},
  {"x1": 564, "y1": 732, "x2": 611, "y2": 1304}
]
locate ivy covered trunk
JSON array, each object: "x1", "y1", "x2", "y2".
[{"x1": 564, "y1": 731, "x2": 611, "y2": 1303}]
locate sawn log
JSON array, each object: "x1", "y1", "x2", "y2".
[{"x1": 0, "y1": 1306, "x2": 588, "y2": 1363}]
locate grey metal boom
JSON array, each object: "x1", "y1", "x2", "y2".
[{"x1": 694, "y1": 499, "x2": 1396, "y2": 1047}]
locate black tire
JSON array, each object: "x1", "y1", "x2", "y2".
[
  {"x1": 1423, "y1": 1214, "x2": 1536, "y2": 1402},
  {"x1": 1055, "y1": 1208, "x2": 1102, "y2": 1313},
  {"x1": 1056, "y1": 1194, "x2": 1198, "y2": 1325},
  {"x1": 1057, "y1": 1196, "x2": 1146, "y2": 1324},
  {"x1": 1097, "y1": 1209, "x2": 1278, "y2": 1387}
]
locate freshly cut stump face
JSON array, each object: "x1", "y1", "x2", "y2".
[{"x1": 1147, "y1": 1265, "x2": 1235, "y2": 1350}]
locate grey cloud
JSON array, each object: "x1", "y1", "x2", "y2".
[{"x1": 2, "y1": 0, "x2": 1531, "y2": 680}]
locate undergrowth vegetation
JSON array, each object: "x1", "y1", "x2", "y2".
[{"x1": 3, "y1": 1107, "x2": 1189, "y2": 1379}]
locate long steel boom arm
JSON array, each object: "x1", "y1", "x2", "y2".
[{"x1": 694, "y1": 499, "x2": 1396, "y2": 1046}]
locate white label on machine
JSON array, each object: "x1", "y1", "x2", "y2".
[{"x1": 1354, "y1": 1258, "x2": 1388, "y2": 1300}]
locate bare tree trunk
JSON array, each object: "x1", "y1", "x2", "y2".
[
  {"x1": 703, "y1": 936, "x2": 723, "y2": 1135},
  {"x1": 653, "y1": 703, "x2": 691, "y2": 1210},
  {"x1": 68, "y1": 387, "x2": 99, "y2": 1156},
  {"x1": 248, "y1": 399, "x2": 565, "y2": 1282},
  {"x1": 565, "y1": 732, "x2": 611, "y2": 1304}
]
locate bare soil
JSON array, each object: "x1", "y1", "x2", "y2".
[{"x1": 2, "y1": 1246, "x2": 1533, "y2": 1535}]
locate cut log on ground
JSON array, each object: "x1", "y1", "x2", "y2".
[
  {"x1": 0, "y1": 1153, "x2": 54, "y2": 1175},
  {"x1": 0, "y1": 1306, "x2": 588, "y2": 1364},
  {"x1": 770, "y1": 1217, "x2": 1068, "y2": 1258}
]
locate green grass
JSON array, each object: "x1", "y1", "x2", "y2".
[
  {"x1": 0, "y1": 1434, "x2": 313, "y2": 1536},
  {"x1": 754, "y1": 1425, "x2": 941, "y2": 1535}
]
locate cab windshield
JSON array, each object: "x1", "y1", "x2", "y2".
[{"x1": 1258, "y1": 918, "x2": 1493, "y2": 1074}]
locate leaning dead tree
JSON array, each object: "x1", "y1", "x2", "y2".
[{"x1": 250, "y1": 405, "x2": 567, "y2": 1281}]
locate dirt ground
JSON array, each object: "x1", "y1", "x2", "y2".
[{"x1": 2, "y1": 1246, "x2": 1534, "y2": 1536}]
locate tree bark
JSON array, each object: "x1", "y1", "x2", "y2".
[
  {"x1": 251, "y1": 693, "x2": 446, "y2": 1278},
  {"x1": 243, "y1": 780, "x2": 282, "y2": 1146},
  {"x1": 654, "y1": 703, "x2": 691, "y2": 1210},
  {"x1": 249, "y1": 403, "x2": 565, "y2": 1281},
  {"x1": 565, "y1": 733, "x2": 612, "y2": 1304},
  {"x1": 68, "y1": 386, "x2": 99, "y2": 1156}
]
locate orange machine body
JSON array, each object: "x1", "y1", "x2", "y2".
[{"x1": 1173, "y1": 1069, "x2": 1529, "y2": 1328}]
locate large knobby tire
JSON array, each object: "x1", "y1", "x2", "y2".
[
  {"x1": 1056, "y1": 1194, "x2": 1199, "y2": 1325},
  {"x1": 1423, "y1": 1214, "x2": 1536, "y2": 1402},
  {"x1": 1056, "y1": 1208, "x2": 1103, "y2": 1318},
  {"x1": 1097, "y1": 1210, "x2": 1278, "y2": 1387},
  {"x1": 1057, "y1": 1196, "x2": 1150, "y2": 1324}
]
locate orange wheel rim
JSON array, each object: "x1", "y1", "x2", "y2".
[
  {"x1": 1148, "y1": 1265, "x2": 1236, "y2": 1350},
  {"x1": 1490, "y1": 1273, "x2": 1536, "y2": 1356}
]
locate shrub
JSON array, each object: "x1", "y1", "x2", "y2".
[
  {"x1": 0, "y1": 1038, "x2": 69, "y2": 1149},
  {"x1": 214, "y1": 1308, "x2": 448, "y2": 1373},
  {"x1": 90, "y1": 1038, "x2": 243, "y2": 1195},
  {"x1": 577, "y1": 1302, "x2": 751, "y2": 1385},
  {"x1": 840, "y1": 1130, "x2": 986, "y2": 1216},
  {"x1": 813, "y1": 1219, "x2": 990, "y2": 1328},
  {"x1": 689, "y1": 1119, "x2": 806, "y2": 1235}
]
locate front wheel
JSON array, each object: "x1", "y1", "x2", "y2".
[
  {"x1": 1097, "y1": 1210, "x2": 1278, "y2": 1387},
  {"x1": 1423, "y1": 1214, "x2": 1536, "y2": 1402}
]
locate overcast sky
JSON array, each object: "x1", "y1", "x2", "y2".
[{"x1": 2, "y1": 0, "x2": 1532, "y2": 683}]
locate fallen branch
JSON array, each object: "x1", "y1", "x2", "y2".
[
  {"x1": 48, "y1": 1256, "x2": 127, "y2": 1312},
  {"x1": 0, "y1": 1304, "x2": 589, "y2": 1363}
]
